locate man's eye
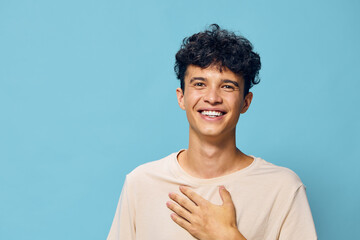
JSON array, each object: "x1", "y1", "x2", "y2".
[
  {"x1": 223, "y1": 85, "x2": 235, "y2": 90},
  {"x1": 195, "y1": 82, "x2": 205, "y2": 87}
]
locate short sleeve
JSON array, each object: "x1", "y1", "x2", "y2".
[
  {"x1": 278, "y1": 185, "x2": 317, "y2": 240},
  {"x1": 107, "y1": 177, "x2": 136, "y2": 240}
]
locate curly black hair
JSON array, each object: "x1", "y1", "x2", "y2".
[{"x1": 174, "y1": 24, "x2": 261, "y2": 96}]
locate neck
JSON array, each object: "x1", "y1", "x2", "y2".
[{"x1": 178, "y1": 129, "x2": 253, "y2": 179}]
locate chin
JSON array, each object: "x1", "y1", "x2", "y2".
[{"x1": 197, "y1": 128, "x2": 226, "y2": 138}]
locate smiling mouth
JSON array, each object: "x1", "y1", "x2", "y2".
[{"x1": 199, "y1": 110, "x2": 226, "y2": 118}]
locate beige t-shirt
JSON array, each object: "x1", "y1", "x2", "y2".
[{"x1": 107, "y1": 151, "x2": 317, "y2": 240}]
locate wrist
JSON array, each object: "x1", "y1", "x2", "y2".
[{"x1": 228, "y1": 226, "x2": 247, "y2": 240}]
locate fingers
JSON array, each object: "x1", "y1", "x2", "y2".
[
  {"x1": 179, "y1": 186, "x2": 205, "y2": 206},
  {"x1": 166, "y1": 199, "x2": 192, "y2": 221},
  {"x1": 170, "y1": 213, "x2": 192, "y2": 231},
  {"x1": 219, "y1": 186, "x2": 234, "y2": 206},
  {"x1": 168, "y1": 191, "x2": 197, "y2": 213}
]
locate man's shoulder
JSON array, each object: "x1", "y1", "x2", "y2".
[
  {"x1": 125, "y1": 151, "x2": 177, "y2": 182},
  {"x1": 253, "y1": 157, "x2": 303, "y2": 189}
]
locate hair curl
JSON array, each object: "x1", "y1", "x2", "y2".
[{"x1": 174, "y1": 24, "x2": 261, "y2": 96}]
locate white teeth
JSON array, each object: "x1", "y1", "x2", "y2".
[{"x1": 200, "y1": 110, "x2": 224, "y2": 117}]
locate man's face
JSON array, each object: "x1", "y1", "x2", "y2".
[{"x1": 176, "y1": 64, "x2": 253, "y2": 139}]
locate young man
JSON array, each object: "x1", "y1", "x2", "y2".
[{"x1": 107, "y1": 24, "x2": 317, "y2": 240}]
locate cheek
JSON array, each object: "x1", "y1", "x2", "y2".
[
  {"x1": 184, "y1": 91, "x2": 202, "y2": 108},
  {"x1": 225, "y1": 95, "x2": 243, "y2": 110}
]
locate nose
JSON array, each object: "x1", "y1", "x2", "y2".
[{"x1": 203, "y1": 87, "x2": 223, "y2": 105}]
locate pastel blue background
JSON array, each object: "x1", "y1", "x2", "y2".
[{"x1": 1, "y1": 0, "x2": 359, "y2": 239}]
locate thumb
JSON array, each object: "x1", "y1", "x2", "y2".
[{"x1": 219, "y1": 186, "x2": 234, "y2": 206}]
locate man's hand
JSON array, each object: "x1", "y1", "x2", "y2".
[{"x1": 166, "y1": 186, "x2": 246, "y2": 240}]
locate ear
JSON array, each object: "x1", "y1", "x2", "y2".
[
  {"x1": 240, "y1": 92, "x2": 253, "y2": 114},
  {"x1": 176, "y1": 88, "x2": 186, "y2": 110}
]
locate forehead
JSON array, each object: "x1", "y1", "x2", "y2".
[{"x1": 185, "y1": 64, "x2": 243, "y2": 83}]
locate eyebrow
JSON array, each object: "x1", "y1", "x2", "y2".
[
  {"x1": 222, "y1": 79, "x2": 239, "y2": 87},
  {"x1": 189, "y1": 77, "x2": 206, "y2": 83}
]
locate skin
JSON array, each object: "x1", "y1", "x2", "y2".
[
  {"x1": 166, "y1": 64, "x2": 254, "y2": 239},
  {"x1": 167, "y1": 186, "x2": 245, "y2": 240}
]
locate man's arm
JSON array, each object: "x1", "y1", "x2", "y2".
[
  {"x1": 166, "y1": 186, "x2": 246, "y2": 240},
  {"x1": 107, "y1": 178, "x2": 136, "y2": 240},
  {"x1": 278, "y1": 185, "x2": 317, "y2": 240}
]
